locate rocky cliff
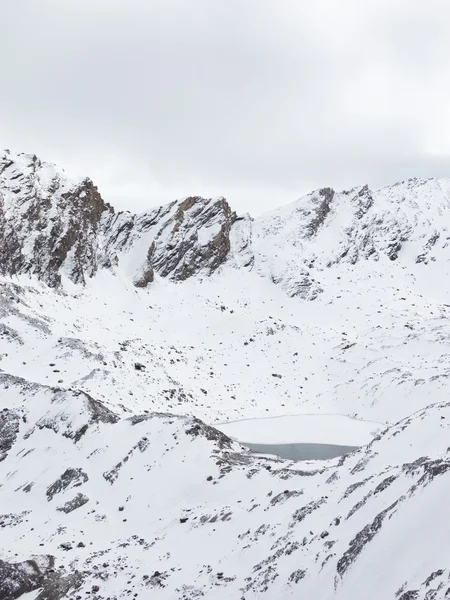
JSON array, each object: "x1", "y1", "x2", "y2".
[
  {"x1": 2, "y1": 150, "x2": 450, "y2": 301},
  {"x1": 0, "y1": 151, "x2": 110, "y2": 287},
  {"x1": 0, "y1": 150, "x2": 236, "y2": 288}
]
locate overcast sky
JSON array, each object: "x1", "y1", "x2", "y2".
[{"x1": 1, "y1": 0, "x2": 450, "y2": 214}]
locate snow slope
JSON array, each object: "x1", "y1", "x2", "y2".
[
  {"x1": 1, "y1": 151, "x2": 450, "y2": 598},
  {"x1": 1, "y1": 376, "x2": 449, "y2": 599}
]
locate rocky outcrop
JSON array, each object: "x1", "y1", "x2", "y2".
[
  {"x1": 0, "y1": 556, "x2": 84, "y2": 600},
  {"x1": 0, "y1": 151, "x2": 237, "y2": 288},
  {"x1": 146, "y1": 196, "x2": 236, "y2": 281},
  {"x1": 304, "y1": 187, "x2": 335, "y2": 237},
  {"x1": 0, "y1": 556, "x2": 54, "y2": 600},
  {"x1": 46, "y1": 468, "x2": 89, "y2": 501},
  {"x1": 2, "y1": 149, "x2": 450, "y2": 301},
  {"x1": 101, "y1": 196, "x2": 237, "y2": 285},
  {"x1": 0, "y1": 151, "x2": 111, "y2": 287},
  {"x1": 0, "y1": 409, "x2": 20, "y2": 462}
]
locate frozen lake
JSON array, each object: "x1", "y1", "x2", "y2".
[{"x1": 215, "y1": 414, "x2": 382, "y2": 461}]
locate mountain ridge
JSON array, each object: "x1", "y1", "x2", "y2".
[{"x1": 2, "y1": 149, "x2": 450, "y2": 301}]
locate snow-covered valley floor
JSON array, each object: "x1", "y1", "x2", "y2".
[{"x1": 2, "y1": 256, "x2": 450, "y2": 599}]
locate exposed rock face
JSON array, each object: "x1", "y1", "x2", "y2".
[
  {"x1": 0, "y1": 556, "x2": 84, "y2": 600},
  {"x1": 0, "y1": 151, "x2": 111, "y2": 287},
  {"x1": 101, "y1": 196, "x2": 237, "y2": 286},
  {"x1": 57, "y1": 493, "x2": 89, "y2": 513},
  {"x1": 147, "y1": 196, "x2": 236, "y2": 281},
  {"x1": 2, "y1": 149, "x2": 450, "y2": 302},
  {"x1": 0, "y1": 556, "x2": 54, "y2": 600},
  {"x1": 46, "y1": 468, "x2": 89, "y2": 501},
  {"x1": 0, "y1": 409, "x2": 20, "y2": 462},
  {"x1": 303, "y1": 187, "x2": 335, "y2": 237},
  {"x1": 0, "y1": 151, "x2": 237, "y2": 288}
]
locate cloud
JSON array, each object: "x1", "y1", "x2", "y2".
[{"x1": 1, "y1": 0, "x2": 450, "y2": 214}]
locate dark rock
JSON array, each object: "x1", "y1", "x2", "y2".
[
  {"x1": 0, "y1": 409, "x2": 20, "y2": 462},
  {"x1": 60, "y1": 543, "x2": 73, "y2": 551},
  {"x1": 46, "y1": 468, "x2": 89, "y2": 501},
  {"x1": 0, "y1": 152, "x2": 236, "y2": 289},
  {"x1": 0, "y1": 556, "x2": 54, "y2": 600},
  {"x1": 397, "y1": 592, "x2": 419, "y2": 600},
  {"x1": 57, "y1": 493, "x2": 89, "y2": 514},
  {"x1": 337, "y1": 498, "x2": 402, "y2": 577},
  {"x1": 0, "y1": 151, "x2": 110, "y2": 287},
  {"x1": 146, "y1": 197, "x2": 236, "y2": 282},
  {"x1": 288, "y1": 569, "x2": 307, "y2": 584}
]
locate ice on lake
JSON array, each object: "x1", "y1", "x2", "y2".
[{"x1": 215, "y1": 414, "x2": 382, "y2": 461}]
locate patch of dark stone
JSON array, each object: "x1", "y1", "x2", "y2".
[
  {"x1": 341, "y1": 478, "x2": 369, "y2": 500},
  {"x1": 72, "y1": 390, "x2": 120, "y2": 425},
  {"x1": 0, "y1": 408, "x2": 20, "y2": 462},
  {"x1": 288, "y1": 569, "x2": 307, "y2": 584},
  {"x1": 241, "y1": 562, "x2": 280, "y2": 595},
  {"x1": 336, "y1": 497, "x2": 404, "y2": 577},
  {"x1": 321, "y1": 553, "x2": 335, "y2": 570},
  {"x1": 57, "y1": 493, "x2": 89, "y2": 513},
  {"x1": 199, "y1": 509, "x2": 233, "y2": 524},
  {"x1": 46, "y1": 468, "x2": 89, "y2": 501},
  {"x1": 289, "y1": 497, "x2": 327, "y2": 528},
  {"x1": 403, "y1": 456, "x2": 450, "y2": 486},
  {"x1": 423, "y1": 569, "x2": 445, "y2": 587},
  {"x1": 326, "y1": 470, "x2": 339, "y2": 484},
  {"x1": 269, "y1": 466, "x2": 324, "y2": 480},
  {"x1": 0, "y1": 556, "x2": 53, "y2": 600},
  {"x1": 184, "y1": 417, "x2": 235, "y2": 450},
  {"x1": 0, "y1": 511, "x2": 30, "y2": 528},
  {"x1": 268, "y1": 489, "x2": 303, "y2": 509},
  {"x1": 214, "y1": 571, "x2": 235, "y2": 585},
  {"x1": 0, "y1": 324, "x2": 23, "y2": 345},
  {"x1": 144, "y1": 570, "x2": 169, "y2": 588},
  {"x1": 350, "y1": 452, "x2": 375, "y2": 474},
  {"x1": 0, "y1": 555, "x2": 84, "y2": 600},
  {"x1": 149, "y1": 197, "x2": 236, "y2": 282},
  {"x1": 305, "y1": 187, "x2": 335, "y2": 237},
  {"x1": 103, "y1": 436, "x2": 150, "y2": 484},
  {"x1": 397, "y1": 591, "x2": 419, "y2": 600}
]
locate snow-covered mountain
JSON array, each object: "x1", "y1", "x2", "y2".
[
  {"x1": 0, "y1": 150, "x2": 236, "y2": 288},
  {"x1": 1, "y1": 150, "x2": 450, "y2": 599}
]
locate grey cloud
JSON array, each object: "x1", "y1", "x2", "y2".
[{"x1": 1, "y1": 0, "x2": 450, "y2": 215}]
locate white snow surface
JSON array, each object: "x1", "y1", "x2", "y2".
[{"x1": 1, "y1": 158, "x2": 450, "y2": 598}]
